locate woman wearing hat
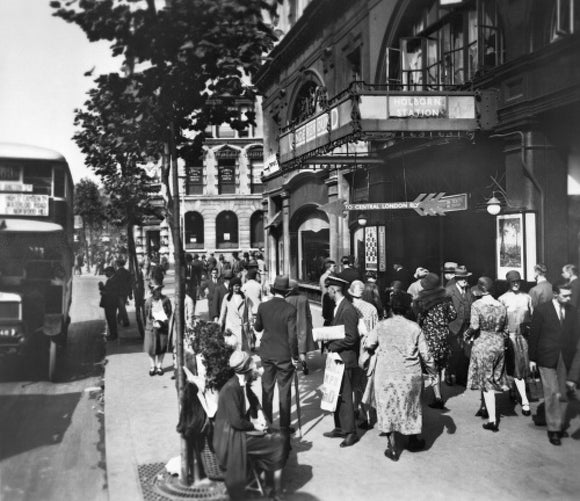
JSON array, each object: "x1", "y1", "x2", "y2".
[
  {"x1": 465, "y1": 277, "x2": 509, "y2": 431},
  {"x1": 219, "y1": 276, "x2": 250, "y2": 351},
  {"x1": 498, "y1": 270, "x2": 533, "y2": 416},
  {"x1": 413, "y1": 273, "x2": 457, "y2": 409},
  {"x1": 143, "y1": 280, "x2": 172, "y2": 376},
  {"x1": 213, "y1": 351, "x2": 288, "y2": 500}
]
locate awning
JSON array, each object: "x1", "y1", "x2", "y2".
[
  {"x1": 265, "y1": 211, "x2": 282, "y2": 230},
  {"x1": 0, "y1": 219, "x2": 63, "y2": 233}
]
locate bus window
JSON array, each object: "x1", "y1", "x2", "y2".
[
  {"x1": 53, "y1": 166, "x2": 66, "y2": 198},
  {"x1": 23, "y1": 164, "x2": 52, "y2": 195}
]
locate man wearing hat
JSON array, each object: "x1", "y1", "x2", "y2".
[
  {"x1": 99, "y1": 266, "x2": 121, "y2": 340},
  {"x1": 499, "y1": 270, "x2": 533, "y2": 416},
  {"x1": 446, "y1": 265, "x2": 473, "y2": 386},
  {"x1": 209, "y1": 269, "x2": 231, "y2": 322},
  {"x1": 442, "y1": 262, "x2": 459, "y2": 288},
  {"x1": 254, "y1": 275, "x2": 298, "y2": 437},
  {"x1": 114, "y1": 257, "x2": 133, "y2": 327},
  {"x1": 322, "y1": 275, "x2": 360, "y2": 447}
]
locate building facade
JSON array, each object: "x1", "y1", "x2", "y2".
[{"x1": 255, "y1": 0, "x2": 580, "y2": 293}]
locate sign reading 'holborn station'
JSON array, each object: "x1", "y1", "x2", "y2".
[{"x1": 277, "y1": 84, "x2": 497, "y2": 169}]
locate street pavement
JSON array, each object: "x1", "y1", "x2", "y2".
[{"x1": 105, "y1": 270, "x2": 580, "y2": 501}]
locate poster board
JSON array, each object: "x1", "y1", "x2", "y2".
[{"x1": 320, "y1": 353, "x2": 345, "y2": 412}]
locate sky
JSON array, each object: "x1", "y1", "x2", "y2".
[{"x1": 0, "y1": 0, "x2": 121, "y2": 182}]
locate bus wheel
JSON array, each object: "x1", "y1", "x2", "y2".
[{"x1": 48, "y1": 339, "x2": 57, "y2": 382}]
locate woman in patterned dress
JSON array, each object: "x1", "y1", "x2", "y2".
[
  {"x1": 413, "y1": 273, "x2": 457, "y2": 409},
  {"x1": 365, "y1": 292, "x2": 436, "y2": 461},
  {"x1": 465, "y1": 276, "x2": 509, "y2": 432}
]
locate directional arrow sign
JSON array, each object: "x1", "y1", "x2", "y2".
[{"x1": 344, "y1": 193, "x2": 468, "y2": 216}]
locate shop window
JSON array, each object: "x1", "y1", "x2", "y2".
[
  {"x1": 216, "y1": 211, "x2": 238, "y2": 249},
  {"x1": 184, "y1": 212, "x2": 204, "y2": 249},
  {"x1": 186, "y1": 165, "x2": 204, "y2": 195},
  {"x1": 250, "y1": 211, "x2": 264, "y2": 249}
]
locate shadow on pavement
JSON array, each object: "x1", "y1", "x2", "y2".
[{"x1": 0, "y1": 392, "x2": 81, "y2": 461}]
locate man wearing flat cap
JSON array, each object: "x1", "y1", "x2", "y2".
[
  {"x1": 254, "y1": 275, "x2": 298, "y2": 438},
  {"x1": 322, "y1": 274, "x2": 360, "y2": 447}
]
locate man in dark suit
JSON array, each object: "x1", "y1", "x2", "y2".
[
  {"x1": 446, "y1": 265, "x2": 473, "y2": 386},
  {"x1": 322, "y1": 274, "x2": 360, "y2": 447},
  {"x1": 254, "y1": 275, "x2": 298, "y2": 437},
  {"x1": 529, "y1": 283, "x2": 579, "y2": 446},
  {"x1": 209, "y1": 270, "x2": 231, "y2": 322},
  {"x1": 339, "y1": 256, "x2": 361, "y2": 285}
]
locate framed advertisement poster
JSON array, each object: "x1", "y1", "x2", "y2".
[{"x1": 496, "y1": 212, "x2": 536, "y2": 281}]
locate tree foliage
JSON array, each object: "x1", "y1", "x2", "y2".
[{"x1": 74, "y1": 178, "x2": 106, "y2": 231}]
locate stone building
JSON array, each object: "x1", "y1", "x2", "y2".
[{"x1": 255, "y1": 0, "x2": 580, "y2": 295}]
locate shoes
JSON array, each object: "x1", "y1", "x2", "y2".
[
  {"x1": 358, "y1": 421, "x2": 373, "y2": 430},
  {"x1": 323, "y1": 428, "x2": 346, "y2": 438},
  {"x1": 407, "y1": 436, "x2": 425, "y2": 452},
  {"x1": 155, "y1": 367, "x2": 164, "y2": 376},
  {"x1": 475, "y1": 407, "x2": 489, "y2": 419},
  {"x1": 521, "y1": 406, "x2": 531, "y2": 417},
  {"x1": 548, "y1": 431, "x2": 561, "y2": 446},
  {"x1": 301, "y1": 360, "x2": 309, "y2": 375},
  {"x1": 339, "y1": 433, "x2": 359, "y2": 448},
  {"x1": 149, "y1": 368, "x2": 156, "y2": 377},
  {"x1": 482, "y1": 421, "x2": 499, "y2": 432},
  {"x1": 428, "y1": 399, "x2": 446, "y2": 410},
  {"x1": 384, "y1": 446, "x2": 399, "y2": 461},
  {"x1": 558, "y1": 430, "x2": 569, "y2": 438}
]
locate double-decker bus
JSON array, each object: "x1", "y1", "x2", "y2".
[{"x1": 0, "y1": 143, "x2": 74, "y2": 381}]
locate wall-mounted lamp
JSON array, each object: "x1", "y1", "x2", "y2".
[
  {"x1": 357, "y1": 213, "x2": 368, "y2": 226},
  {"x1": 486, "y1": 194, "x2": 502, "y2": 216}
]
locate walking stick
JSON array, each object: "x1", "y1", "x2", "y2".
[{"x1": 294, "y1": 369, "x2": 303, "y2": 438}]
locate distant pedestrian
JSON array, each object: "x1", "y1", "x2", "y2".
[
  {"x1": 392, "y1": 263, "x2": 412, "y2": 290},
  {"x1": 143, "y1": 280, "x2": 172, "y2": 376},
  {"x1": 254, "y1": 275, "x2": 298, "y2": 439},
  {"x1": 413, "y1": 272, "x2": 457, "y2": 409},
  {"x1": 219, "y1": 277, "x2": 249, "y2": 351},
  {"x1": 465, "y1": 277, "x2": 508, "y2": 432},
  {"x1": 442, "y1": 261, "x2": 459, "y2": 288},
  {"x1": 319, "y1": 260, "x2": 337, "y2": 326},
  {"x1": 364, "y1": 292, "x2": 436, "y2": 461},
  {"x1": 362, "y1": 281, "x2": 383, "y2": 319},
  {"x1": 339, "y1": 256, "x2": 361, "y2": 285},
  {"x1": 74, "y1": 252, "x2": 84, "y2": 276},
  {"x1": 529, "y1": 263, "x2": 552, "y2": 308},
  {"x1": 99, "y1": 266, "x2": 120, "y2": 340},
  {"x1": 114, "y1": 257, "x2": 132, "y2": 327},
  {"x1": 242, "y1": 269, "x2": 262, "y2": 347},
  {"x1": 529, "y1": 283, "x2": 579, "y2": 445},
  {"x1": 561, "y1": 264, "x2": 580, "y2": 310}
]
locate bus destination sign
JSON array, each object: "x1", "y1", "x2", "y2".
[{"x1": 0, "y1": 193, "x2": 49, "y2": 216}]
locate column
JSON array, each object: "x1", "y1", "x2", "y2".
[
  {"x1": 325, "y1": 174, "x2": 339, "y2": 263},
  {"x1": 282, "y1": 190, "x2": 291, "y2": 276}
]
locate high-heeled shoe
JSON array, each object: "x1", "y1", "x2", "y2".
[
  {"x1": 482, "y1": 421, "x2": 499, "y2": 432},
  {"x1": 384, "y1": 446, "x2": 399, "y2": 461},
  {"x1": 428, "y1": 398, "x2": 446, "y2": 410}
]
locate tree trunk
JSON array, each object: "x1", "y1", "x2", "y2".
[
  {"x1": 126, "y1": 222, "x2": 145, "y2": 338},
  {"x1": 163, "y1": 122, "x2": 189, "y2": 485}
]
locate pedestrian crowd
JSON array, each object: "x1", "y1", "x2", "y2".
[{"x1": 96, "y1": 250, "x2": 580, "y2": 500}]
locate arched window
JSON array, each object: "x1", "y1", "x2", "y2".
[
  {"x1": 290, "y1": 80, "x2": 326, "y2": 124},
  {"x1": 184, "y1": 211, "x2": 204, "y2": 249},
  {"x1": 386, "y1": 0, "x2": 504, "y2": 90},
  {"x1": 250, "y1": 211, "x2": 264, "y2": 249},
  {"x1": 216, "y1": 211, "x2": 239, "y2": 249},
  {"x1": 215, "y1": 147, "x2": 238, "y2": 195}
]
